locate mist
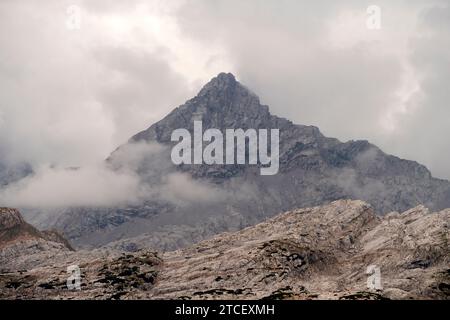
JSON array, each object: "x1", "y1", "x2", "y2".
[{"x1": 0, "y1": 0, "x2": 449, "y2": 210}]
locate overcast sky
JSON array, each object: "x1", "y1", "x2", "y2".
[{"x1": 0, "y1": 0, "x2": 449, "y2": 179}]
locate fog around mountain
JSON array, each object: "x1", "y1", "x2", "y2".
[
  {"x1": 0, "y1": 0, "x2": 449, "y2": 184},
  {"x1": 0, "y1": 1, "x2": 449, "y2": 302},
  {"x1": 2, "y1": 73, "x2": 447, "y2": 252}
]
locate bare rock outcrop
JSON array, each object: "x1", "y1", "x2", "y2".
[
  {"x1": 0, "y1": 208, "x2": 73, "y2": 272},
  {"x1": 0, "y1": 201, "x2": 448, "y2": 300},
  {"x1": 148, "y1": 200, "x2": 448, "y2": 300}
]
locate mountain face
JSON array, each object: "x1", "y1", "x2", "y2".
[
  {"x1": 0, "y1": 208, "x2": 73, "y2": 272},
  {"x1": 22, "y1": 73, "x2": 450, "y2": 249},
  {"x1": 1, "y1": 201, "x2": 448, "y2": 300}
]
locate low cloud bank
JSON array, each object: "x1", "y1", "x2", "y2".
[
  {"x1": 0, "y1": 164, "x2": 142, "y2": 208},
  {"x1": 0, "y1": 142, "x2": 230, "y2": 209}
]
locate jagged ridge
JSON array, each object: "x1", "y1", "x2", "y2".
[{"x1": 1, "y1": 201, "x2": 448, "y2": 300}]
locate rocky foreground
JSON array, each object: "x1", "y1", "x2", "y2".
[{"x1": 0, "y1": 200, "x2": 449, "y2": 300}]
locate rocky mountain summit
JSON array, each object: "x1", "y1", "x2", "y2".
[
  {"x1": 1, "y1": 201, "x2": 448, "y2": 300},
  {"x1": 119, "y1": 73, "x2": 450, "y2": 212},
  {"x1": 32, "y1": 72, "x2": 450, "y2": 251}
]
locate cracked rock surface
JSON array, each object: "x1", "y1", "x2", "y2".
[{"x1": 1, "y1": 200, "x2": 448, "y2": 300}]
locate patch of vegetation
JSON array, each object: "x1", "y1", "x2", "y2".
[{"x1": 339, "y1": 291, "x2": 389, "y2": 300}]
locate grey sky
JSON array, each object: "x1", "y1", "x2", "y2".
[{"x1": 0, "y1": 0, "x2": 449, "y2": 179}]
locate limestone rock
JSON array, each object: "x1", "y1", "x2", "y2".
[{"x1": 1, "y1": 201, "x2": 448, "y2": 300}]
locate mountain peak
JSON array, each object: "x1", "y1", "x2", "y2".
[
  {"x1": 210, "y1": 72, "x2": 237, "y2": 85},
  {"x1": 198, "y1": 72, "x2": 238, "y2": 96},
  {"x1": 194, "y1": 72, "x2": 264, "y2": 115},
  {"x1": 216, "y1": 72, "x2": 236, "y2": 81},
  {"x1": 125, "y1": 72, "x2": 270, "y2": 144}
]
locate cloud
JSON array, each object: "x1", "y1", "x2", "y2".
[
  {"x1": 1, "y1": 0, "x2": 450, "y2": 211},
  {"x1": 0, "y1": 141, "x2": 230, "y2": 208},
  {"x1": 160, "y1": 172, "x2": 228, "y2": 205},
  {"x1": 387, "y1": 4, "x2": 450, "y2": 179},
  {"x1": 0, "y1": 165, "x2": 142, "y2": 208},
  {"x1": 92, "y1": 46, "x2": 191, "y2": 145},
  {"x1": 0, "y1": 0, "x2": 194, "y2": 168},
  {"x1": 175, "y1": 0, "x2": 450, "y2": 179}
]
